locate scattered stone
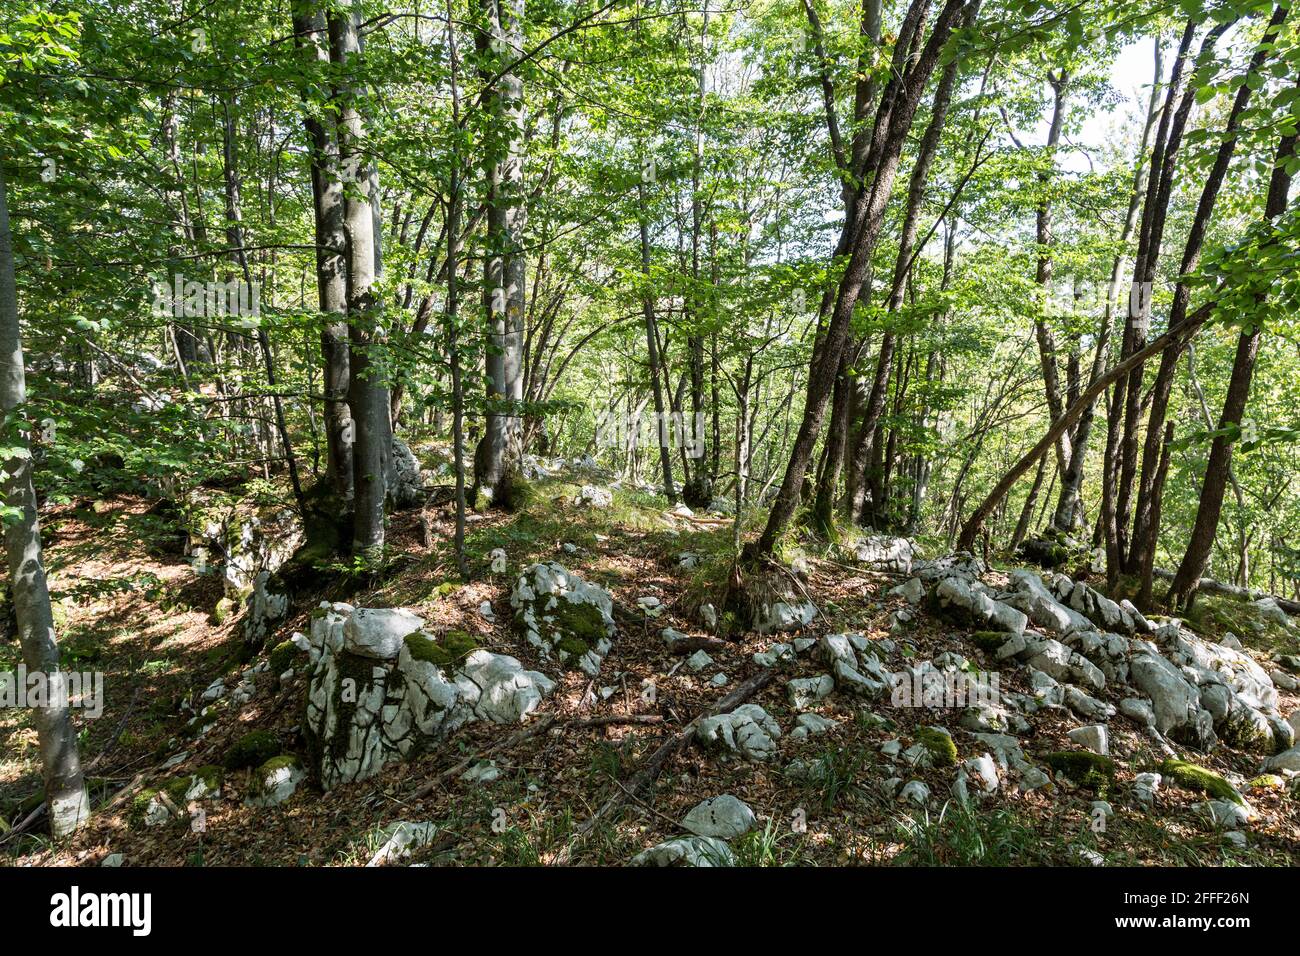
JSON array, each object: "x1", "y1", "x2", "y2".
[
  {"x1": 854, "y1": 536, "x2": 916, "y2": 572},
  {"x1": 754, "y1": 600, "x2": 817, "y2": 635},
  {"x1": 682, "y1": 794, "x2": 756, "y2": 839},
  {"x1": 696, "y1": 704, "x2": 781, "y2": 761},
  {"x1": 709, "y1": 673, "x2": 728, "y2": 687},
  {"x1": 1066, "y1": 724, "x2": 1110, "y2": 755},
  {"x1": 1133, "y1": 772, "x2": 1161, "y2": 805},
  {"x1": 510, "y1": 562, "x2": 616, "y2": 676},
  {"x1": 366, "y1": 820, "x2": 437, "y2": 866},
  {"x1": 1266, "y1": 744, "x2": 1300, "y2": 773},
  {"x1": 899, "y1": 780, "x2": 930, "y2": 805},
  {"x1": 245, "y1": 756, "x2": 305, "y2": 808},
  {"x1": 101, "y1": 853, "x2": 124, "y2": 867},
  {"x1": 573, "y1": 484, "x2": 613, "y2": 508},
  {"x1": 786, "y1": 674, "x2": 834, "y2": 710},
  {"x1": 790, "y1": 713, "x2": 839, "y2": 740},
  {"x1": 460, "y1": 761, "x2": 500, "y2": 784},
  {"x1": 631, "y1": 835, "x2": 735, "y2": 867},
  {"x1": 686, "y1": 649, "x2": 713, "y2": 672}
]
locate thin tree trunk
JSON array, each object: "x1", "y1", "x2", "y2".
[
  {"x1": 0, "y1": 162, "x2": 89, "y2": 838},
  {"x1": 292, "y1": 0, "x2": 353, "y2": 502},
  {"x1": 1168, "y1": 125, "x2": 1297, "y2": 608}
]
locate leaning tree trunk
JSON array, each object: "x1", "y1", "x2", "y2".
[
  {"x1": 1168, "y1": 125, "x2": 1297, "y2": 609},
  {"x1": 0, "y1": 162, "x2": 89, "y2": 837},
  {"x1": 749, "y1": 0, "x2": 970, "y2": 559}
]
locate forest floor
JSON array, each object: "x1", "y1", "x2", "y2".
[{"x1": 2, "y1": 474, "x2": 1299, "y2": 866}]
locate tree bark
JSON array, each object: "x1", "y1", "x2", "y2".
[
  {"x1": 331, "y1": 7, "x2": 388, "y2": 558},
  {"x1": 292, "y1": 0, "x2": 353, "y2": 502},
  {"x1": 1168, "y1": 124, "x2": 1297, "y2": 609},
  {"x1": 0, "y1": 162, "x2": 89, "y2": 838}
]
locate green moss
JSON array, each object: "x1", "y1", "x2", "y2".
[
  {"x1": 212, "y1": 597, "x2": 235, "y2": 625},
  {"x1": 1158, "y1": 759, "x2": 1244, "y2": 806},
  {"x1": 1184, "y1": 594, "x2": 1293, "y2": 654},
  {"x1": 1044, "y1": 751, "x2": 1116, "y2": 790},
  {"x1": 193, "y1": 764, "x2": 224, "y2": 791},
  {"x1": 971, "y1": 631, "x2": 1009, "y2": 652},
  {"x1": 404, "y1": 630, "x2": 477, "y2": 668},
  {"x1": 544, "y1": 597, "x2": 607, "y2": 644},
  {"x1": 555, "y1": 634, "x2": 591, "y2": 659},
  {"x1": 916, "y1": 726, "x2": 958, "y2": 767},
  {"x1": 223, "y1": 729, "x2": 281, "y2": 770},
  {"x1": 162, "y1": 775, "x2": 192, "y2": 804},
  {"x1": 268, "y1": 640, "x2": 298, "y2": 675},
  {"x1": 1248, "y1": 774, "x2": 1284, "y2": 791}
]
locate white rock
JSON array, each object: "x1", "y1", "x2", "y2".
[
  {"x1": 344, "y1": 608, "x2": 425, "y2": 660},
  {"x1": 460, "y1": 761, "x2": 500, "y2": 784},
  {"x1": 696, "y1": 704, "x2": 781, "y2": 761},
  {"x1": 490, "y1": 548, "x2": 508, "y2": 573},
  {"x1": 479, "y1": 601, "x2": 495, "y2": 622},
  {"x1": 709, "y1": 673, "x2": 728, "y2": 687},
  {"x1": 1133, "y1": 772, "x2": 1161, "y2": 804},
  {"x1": 1129, "y1": 652, "x2": 1202, "y2": 736},
  {"x1": 366, "y1": 820, "x2": 437, "y2": 866},
  {"x1": 630, "y1": 835, "x2": 734, "y2": 867},
  {"x1": 1066, "y1": 724, "x2": 1110, "y2": 755},
  {"x1": 1266, "y1": 744, "x2": 1300, "y2": 773},
  {"x1": 686, "y1": 649, "x2": 713, "y2": 672},
  {"x1": 682, "y1": 794, "x2": 756, "y2": 839},
  {"x1": 790, "y1": 713, "x2": 839, "y2": 740},
  {"x1": 899, "y1": 780, "x2": 930, "y2": 805},
  {"x1": 786, "y1": 674, "x2": 834, "y2": 709}
]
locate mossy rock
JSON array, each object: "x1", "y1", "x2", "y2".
[
  {"x1": 555, "y1": 634, "x2": 591, "y2": 659},
  {"x1": 546, "y1": 598, "x2": 607, "y2": 644},
  {"x1": 1158, "y1": 759, "x2": 1244, "y2": 806},
  {"x1": 404, "y1": 630, "x2": 477, "y2": 669},
  {"x1": 249, "y1": 755, "x2": 303, "y2": 796},
  {"x1": 1248, "y1": 774, "x2": 1284, "y2": 791},
  {"x1": 223, "y1": 729, "x2": 281, "y2": 770},
  {"x1": 971, "y1": 631, "x2": 1009, "y2": 652},
  {"x1": 1044, "y1": 751, "x2": 1116, "y2": 790},
  {"x1": 212, "y1": 597, "x2": 235, "y2": 625},
  {"x1": 916, "y1": 726, "x2": 958, "y2": 767},
  {"x1": 268, "y1": 640, "x2": 298, "y2": 675}
]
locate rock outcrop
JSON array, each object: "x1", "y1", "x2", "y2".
[{"x1": 304, "y1": 602, "x2": 554, "y2": 789}]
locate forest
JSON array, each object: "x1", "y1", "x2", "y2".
[{"x1": 1, "y1": 0, "x2": 1299, "y2": 872}]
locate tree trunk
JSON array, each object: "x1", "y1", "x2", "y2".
[
  {"x1": 0, "y1": 162, "x2": 89, "y2": 838},
  {"x1": 292, "y1": 0, "x2": 353, "y2": 502},
  {"x1": 331, "y1": 7, "x2": 388, "y2": 558},
  {"x1": 750, "y1": 0, "x2": 970, "y2": 559},
  {"x1": 1168, "y1": 125, "x2": 1297, "y2": 607},
  {"x1": 475, "y1": 0, "x2": 527, "y2": 505}
]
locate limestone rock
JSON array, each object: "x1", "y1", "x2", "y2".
[
  {"x1": 696, "y1": 704, "x2": 781, "y2": 761},
  {"x1": 510, "y1": 562, "x2": 616, "y2": 676},
  {"x1": 344, "y1": 608, "x2": 425, "y2": 661},
  {"x1": 682, "y1": 794, "x2": 756, "y2": 839},
  {"x1": 631, "y1": 835, "x2": 735, "y2": 867}
]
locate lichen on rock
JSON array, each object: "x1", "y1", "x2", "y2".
[{"x1": 509, "y1": 561, "x2": 616, "y2": 676}]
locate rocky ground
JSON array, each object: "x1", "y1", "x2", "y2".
[{"x1": 3, "y1": 462, "x2": 1298, "y2": 866}]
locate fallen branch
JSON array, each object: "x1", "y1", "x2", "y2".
[
  {"x1": 1151, "y1": 569, "x2": 1299, "y2": 615},
  {"x1": 551, "y1": 668, "x2": 775, "y2": 865}
]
